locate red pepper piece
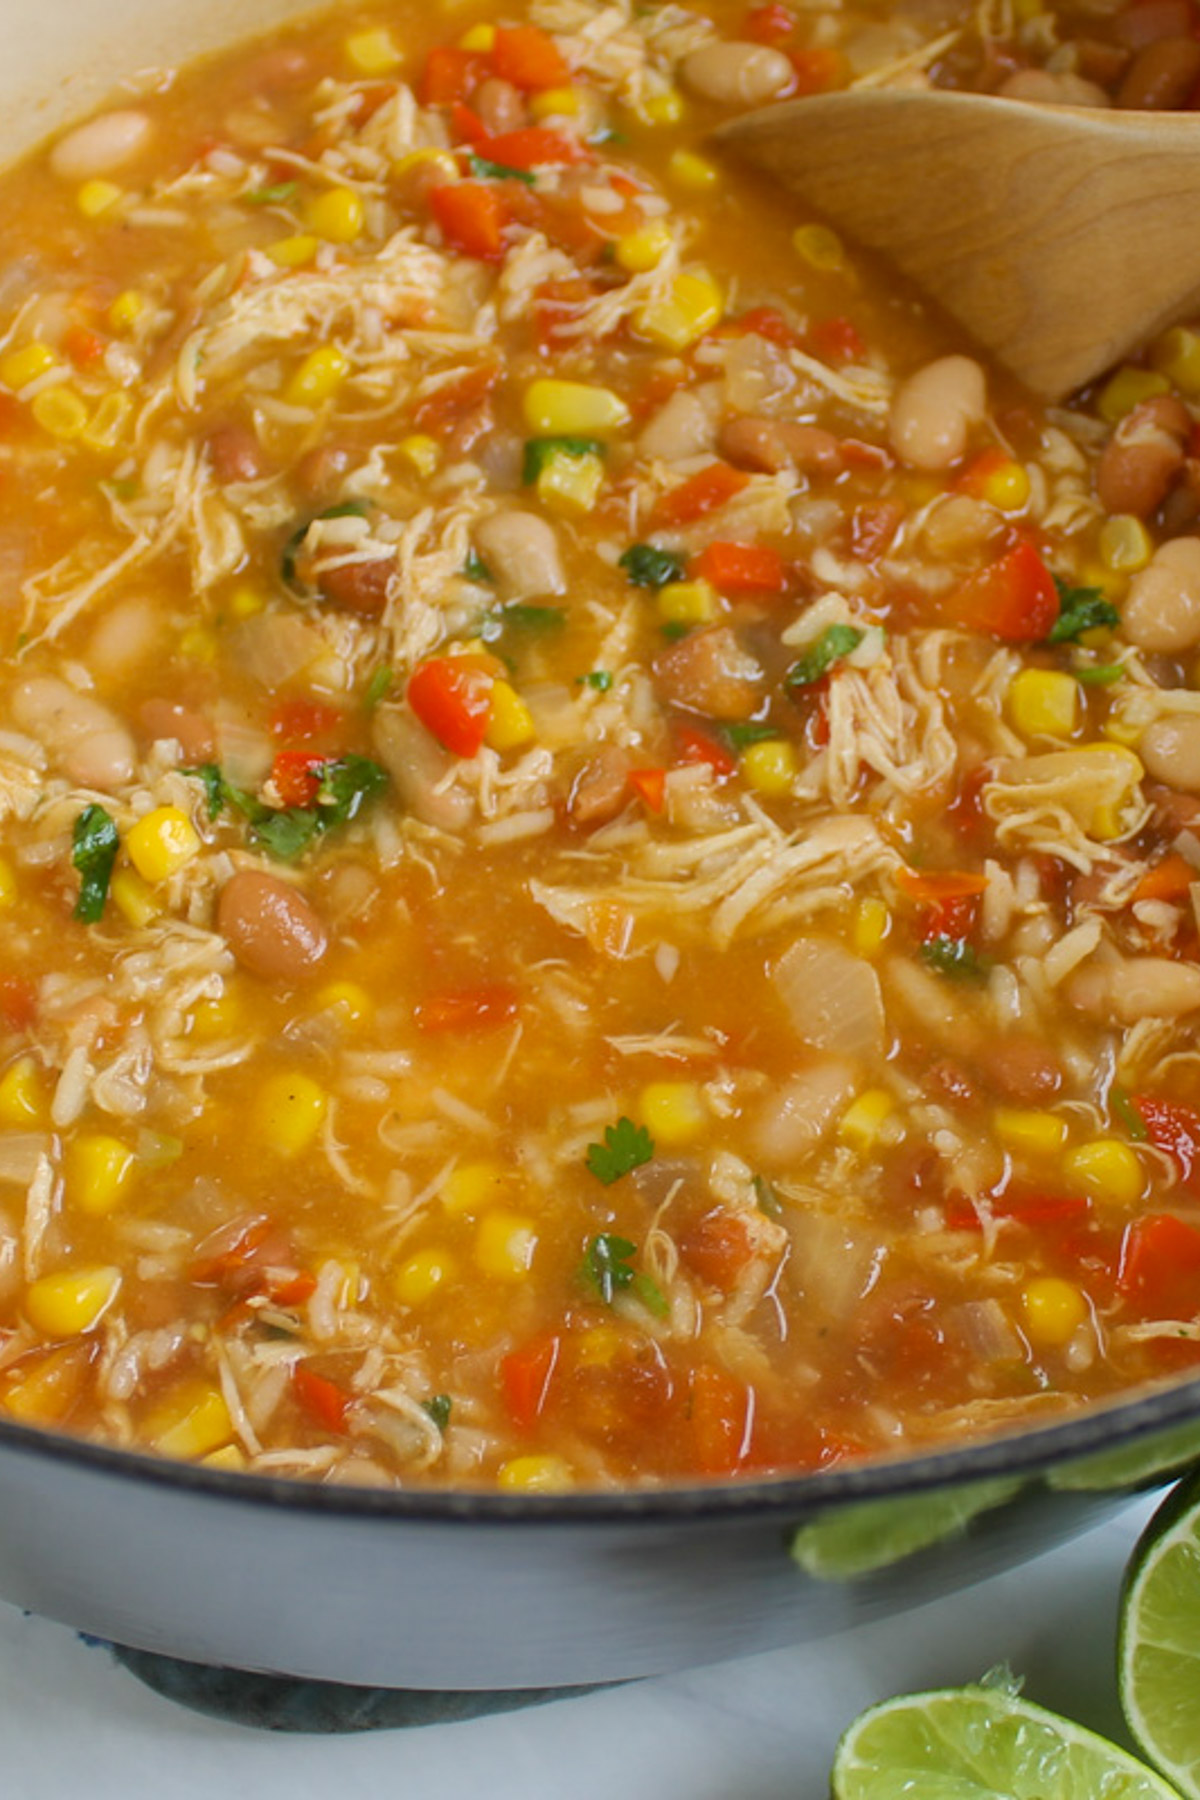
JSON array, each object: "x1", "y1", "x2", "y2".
[
  {"x1": 501, "y1": 1333, "x2": 561, "y2": 1430},
  {"x1": 407, "y1": 655, "x2": 494, "y2": 757},
  {"x1": 419, "y1": 46, "x2": 484, "y2": 106},
  {"x1": 690, "y1": 1363, "x2": 754, "y2": 1476},
  {"x1": 627, "y1": 767, "x2": 666, "y2": 813},
  {"x1": 269, "y1": 698, "x2": 344, "y2": 744},
  {"x1": 1118, "y1": 1213, "x2": 1200, "y2": 1317},
  {"x1": 674, "y1": 723, "x2": 736, "y2": 778},
  {"x1": 1136, "y1": 1094, "x2": 1200, "y2": 1192},
  {"x1": 745, "y1": 2, "x2": 796, "y2": 42},
  {"x1": 689, "y1": 540, "x2": 787, "y2": 594},
  {"x1": 293, "y1": 1365, "x2": 352, "y2": 1434},
  {"x1": 415, "y1": 983, "x2": 520, "y2": 1034},
  {"x1": 651, "y1": 463, "x2": 749, "y2": 530},
  {"x1": 481, "y1": 127, "x2": 592, "y2": 169},
  {"x1": 949, "y1": 540, "x2": 1060, "y2": 641},
  {"x1": 806, "y1": 315, "x2": 867, "y2": 363},
  {"x1": 429, "y1": 181, "x2": 510, "y2": 262},
  {"x1": 490, "y1": 25, "x2": 569, "y2": 91},
  {"x1": 269, "y1": 750, "x2": 325, "y2": 808}
]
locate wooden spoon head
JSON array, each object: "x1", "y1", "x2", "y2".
[{"x1": 718, "y1": 91, "x2": 1200, "y2": 401}]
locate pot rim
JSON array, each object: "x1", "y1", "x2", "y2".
[{"x1": 2, "y1": 1368, "x2": 1199, "y2": 1523}]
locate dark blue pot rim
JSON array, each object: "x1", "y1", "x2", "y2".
[{"x1": 1, "y1": 1370, "x2": 1199, "y2": 1525}]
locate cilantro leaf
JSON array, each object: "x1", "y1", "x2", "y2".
[
  {"x1": 1110, "y1": 1084, "x2": 1148, "y2": 1143},
  {"x1": 578, "y1": 669, "x2": 613, "y2": 692},
  {"x1": 725, "y1": 721, "x2": 778, "y2": 751},
  {"x1": 1046, "y1": 578, "x2": 1120, "y2": 645},
  {"x1": 921, "y1": 937, "x2": 989, "y2": 980},
  {"x1": 481, "y1": 602, "x2": 567, "y2": 641},
  {"x1": 72, "y1": 805, "x2": 119, "y2": 925},
  {"x1": 752, "y1": 1173, "x2": 783, "y2": 1218},
  {"x1": 187, "y1": 763, "x2": 227, "y2": 820},
  {"x1": 314, "y1": 754, "x2": 388, "y2": 828},
  {"x1": 581, "y1": 1233, "x2": 638, "y2": 1304},
  {"x1": 198, "y1": 755, "x2": 389, "y2": 862},
  {"x1": 523, "y1": 437, "x2": 605, "y2": 485},
  {"x1": 463, "y1": 551, "x2": 493, "y2": 584},
  {"x1": 364, "y1": 666, "x2": 393, "y2": 710},
  {"x1": 243, "y1": 181, "x2": 297, "y2": 205},
  {"x1": 469, "y1": 153, "x2": 537, "y2": 186},
  {"x1": 785, "y1": 624, "x2": 864, "y2": 688},
  {"x1": 632, "y1": 1271, "x2": 669, "y2": 1318},
  {"x1": 1073, "y1": 662, "x2": 1125, "y2": 686},
  {"x1": 584, "y1": 1116, "x2": 655, "y2": 1185},
  {"x1": 421, "y1": 1394, "x2": 453, "y2": 1431},
  {"x1": 618, "y1": 543, "x2": 686, "y2": 589},
  {"x1": 251, "y1": 808, "x2": 321, "y2": 861}
]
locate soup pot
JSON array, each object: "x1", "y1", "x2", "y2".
[{"x1": 3, "y1": 0, "x2": 1200, "y2": 1696}]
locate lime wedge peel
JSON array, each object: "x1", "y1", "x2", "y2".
[
  {"x1": 792, "y1": 1476, "x2": 1022, "y2": 1580},
  {"x1": 1120, "y1": 1472, "x2": 1200, "y2": 1800},
  {"x1": 832, "y1": 1677, "x2": 1183, "y2": 1800}
]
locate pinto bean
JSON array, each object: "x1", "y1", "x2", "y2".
[
  {"x1": 680, "y1": 41, "x2": 795, "y2": 106},
  {"x1": 49, "y1": 109, "x2": 153, "y2": 181},
  {"x1": 294, "y1": 444, "x2": 353, "y2": 504},
  {"x1": 1140, "y1": 715, "x2": 1200, "y2": 793},
  {"x1": 1067, "y1": 954, "x2": 1200, "y2": 1023},
  {"x1": 718, "y1": 415, "x2": 844, "y2": 476},
  {"x1": 1074, "y1": 38, "x2": 1132, "y2": 87},
  {"x1": 654, "y1": 626, "x2": 763, "y2": 721},
  {"x1": 208, "y1": 424, "x2": 267, "y2": 485},
  {"x1": 996, "y1": 68, "x2": 1110, "y2": 106},
  {"x1": 11, "y1": 676, "x2": 135, "y2": 792},
  {"x1": 139, "y1": 699, "x2": 217, "y2": 763},
  {"x1": 1116, "y1": 36, "x2": 1200, "y2": 107},
  {"x1": 888, "y1": 356, "x2": 987, "y2": 471},
  {"x1": 474, "y1": 511, "x2": 564, "y2": 598},
  {"x1": 318, "y1": 558, "x2": 393, "y2": 616},
  {"x1": 1122, "y1": 536, "x2": 1200, "y2": 651},
  {"x1": 217, "y1": 871, "x2": 328, "y2": 983},
  {"x1": 1114, "y1": 0, "x2": 1195, "y2": 47},
  {"x1": 976, "y1": 1033, "x2": 1063, "y2": 1104},
  {"x1": 1096, "y1": 395, "x2": 1190, "y2": 517},
  {"x1": 569, "y1": 745, "x2": 635, "y2": 827},
  {"x1": 473, "y1": 77, "x2": 526, "y2": 134}
]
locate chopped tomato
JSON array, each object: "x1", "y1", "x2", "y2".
[
  {"x1": 490, "y1": 25, "x2": 569, "y2": 90},
  {"x1": 412, "y1": 362, "x2": 501, "y2": 436},
  {"x1": 806, "y1": 315, "x2": 867, "y2": 363},
  {"x1": 266, "y1": 1271, "x2": 318, "y2": 1307},
  {"x1": 501, "y1": 1333, "x2": 560, "y2": 1430},
  {"x1": 188, "y1": 1216, "x2": 273, "y2": 1286},
  {"x1": 651, "y1": 463, "x2": 749, "y2": 530},
  {"x1": 293, "y1": 1365, "x2": 351, "y2": 1434},
  {"x1": 945, "y1": 1192, "x2": 1090, "y2": 1232},
  {"x1": 673, "y1": 723, "x2": 736, "y2": 778},
  {"x1": 949, "y1": 540, "x2": 1059, "y2": 641},
  {"x1": 415, "y1": 983, "x2": 520, "y2": 1034},
  {"x1": 407, "y1": 655, "x2": 494, "y2": 757},
  {"x1": 745, "y1": 2, "x2": 796, "y2": 42},
  {"x1": 678, "y1": 1209, "x2": 755, "y2": 1290},
  {"x1": 920, "y1": 893, "x2": 978, "y2": 943},
  {"x1": 1136, "y1": 1095, "x2": 1200, "y2": 1192},
  {"x1": 269, "y1": 698, "x2": 344, "y2": 744},
  {"x1": 63, "y1": 324, "x2": 106, "y2": 368},
  {"x1": 689, "y1": 540, "x2": 787, "y2": 595},
  {"x1": 789, "y1": 45, "x2": 845, "y2": 93},
  {"x1": 627, "y1": 767, "x2": 666, "y2": 813},
  {"x1": 1132, "y1": 853, "x2": 1196, "y2": 904},
  {"x1": 534, "y1": 277, "x2": 600, "y2": 352},
  {"x1": 0, "y1": 977, "x2": 36, "y2": 1032},
  {"x1": 689, "y1": 1363, "x2": 754, "y2": 1476},
  {"x1": 724, "y1": 305, "x2": 805, "y2": 350},
  {"x1": 419, "y1": 46, "x2": 483, "y2": 106},
  {"x1": 1117, "y1": 1213, "x2": 1200, "y2": 1318},
  {"x1": 482, "y1": 127, "x2": 592, "y2": 169},
  {"x1": 450, "y1": 100, "x2": 491, "y2": 148},
  {"x1": 270, "y1": 750, "x2": 325, "y2": 808},
  {"x1": 429, "y1": 181, "x2": 510, "y2": 262},
  {"x1": 896, "y1": 867, "x2": 989, "y2": 905}
]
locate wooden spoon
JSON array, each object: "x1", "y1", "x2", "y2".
[{"x1": 718, "y1": 90, "x2": 1200, "y2": 401}]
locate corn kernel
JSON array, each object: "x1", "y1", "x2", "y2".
[
  {"x1": 458, "y1": 22, "x2": 496, "y2": 50},
  {"x1": 792, "y1": 222, "x2": 845, "y2": 274},
  {"x1": 66, "y1": 1134, "x2": 136, "y2": 1217},
  {"x1": 615, "y1": 220, "x2": 673, "y2": 274},
  {"x1": 441, "y1": 1161, "x2": 506, "y2": 1215},
  {"x1": 257, "y1": 1070, "x2": 328, "y2": 1157},
  {"x1": 26, "y1": 1265, "x2": 121, "y2": 1338},
  {"x1": 977, "y1": 457, "x2": 1030, "y2": 512},
  {"x1": 657, "y1": 579, "x2": 717, "y2": 626},
  {"x1": 80, "y1": 390, "x2": 133, "y2": 453},
  {"x1": 285, "y1": 345, "x2": 350, "y2": 408},
  {"x1": 634, "y1": 270, "x2": 723, "y2": 352},
  {"x1": 994, "y1": 1108, "x2": 1068, "y2": 1157},
  {"x1": 191, "y1": 989, "x2": 241, "y2": 1038},
  {"x1": 397, "y1": 433, "x2": 441, "y2": 478},
  {"x1": 31, "y1": 386, "x2": 89, "y2": 441},
  {"x1": 1, "y1": 343, "x2": 60, "y2": 392},
  {"x1": 392, "y1": 1247, "x2": 457, "y2": 1306},
  {"x1": 839, "y1": 1088, "x2": 895, "y2": 1152},
  {"x1": 76, "y1": 179, "x2": 123, "y2": 217},
  {"x1": 267, "y1": 233, "x2": 320, "y2": 268},
  {"x1": 228, "y1": 579, "x2": 269, "y2": 617},
  {"x1": 853, "y1": 895, "x2": 891, "y2": 956},
  {"x1": 110, "y1": 866, "x2": 163, "y2": 929},
  {"x1": 1022, "y1": 1276, "x2": 1088, "y2": 1349},
  {"x1": 642, "y1": 87, "x2": 685, "y2": 125},
  {"x1": 484, "y1": 679, "x2": 537, "y2": 752},
  {"x1": 576, "y1": 1324, "x2": 624, "y2": 1367},
  {"x1": 474, "y1": 1210, "x2": 538, "y2": 1279},
  {"x1": 317, "y1": 981, "x2": 373, "y2": 1026},
  {"x1": 1152, "y1": 324, "x2": 1200, "y2": 398},
  {"x1": 529, "y1": 85, "x2": 580, "y2": 119},
  {"x1": 108, "y1": 289, "x2": 145, "y2": 331},
  {"x1": 2, "y1": 1346, "x2": 87, "y2": 1424},
  {"x1": 0, "y1": 1057, "x2": 46, "y2": 1128},
  {"x1": 306, "y1": 186, "x2": 366, "y2": 244},
  {"x1": 668, "y1": 149, "x2": 718, "y2": 192},
  {"x1": 179, "y1": 624, "x2": 217, "y2": 663},
  {"x1": 395, "y1": 147, "x2": 461, "y2": 183},
  {"x1": 152, "y1": 1385, "x2": 234, "y2": 1459},
  {"x1": 640, "y1": 1080, "x2": 707, "y2": 1146},
  {"x1": 203, "y1": 1444, "x2": 247, "y2": 1472},
  {"x1": 741, "y1": 739, "x2": 799, "y2": 796},
  {"x1": 0, "y1": 855, "x2": 15, "y2": 910},
  {"x1": 1099, "y1": 514, "x2": 1153, "y2": 574},
  {"x1": 1064, "y1": 1137, "x2": 1144, "y2": 1206},
  {"x1": 1006, "y1": 668, "x2": 1078, "y2": 739},
  {"x1": 536, "y1": 449, "x2": 605, "y2": 516},
  {"x1": 126, "y1": 806, "x2": 201, "y2": 883},
  {"x1": 523, "y1": 378, "x2": 630, "y2": 436},
  {"x1": 1097, "y1": 365, "x2": 1170, "y2": 424},
  {"x1": 346, "y1": 26, "x2": 404, "y2": 73},
  {"x1": 497, "y1": 1453, "x2": 573, "y2": 1491}
]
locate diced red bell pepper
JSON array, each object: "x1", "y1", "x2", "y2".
[
  {"x1": 690, "y1": 1363, "x2": 754, "y2": 1476},
  {"x1": 725, "y1": 305, "x2": 806, "y2": 350},
  {"x1": 450, "y1": 101, "x2": 491, "y2": 148},
  {"x1": 896, "y1": 867, "x2": 989, "y2": 905},
  {"x1": 689, "y1": 540, "x2": 787, "y2": 595},
  {"x1": 419, "y1": 46, "x2": 483, "y2": 106},
  {"x1": 270, "y1": 750, "x2": 326, "y2": 808},
  {"x1": 415, "y1": 982, "x2": 520, "y2": 1034},
  {"x1": 501, "y1": 1333, "x2": 561, "y2": 1430},
  {"x1": 1136, "y1": 1095, "x2": 1200, "y2": 1192},
  {"x1": 949, "y1": 540, "x2": 1060, "y2": 641},
  {"x1": 627, "y1": 767, "x2": 666, "y2": 813},
  {"x1": 789, "y1": 45, "x2": 845, "y2": 94},
  {"x1": 745, "y1": 2, "x2": 796, "y2": 42},
  {"x1": 269, "y1": 697, "x2": 344, "y2": 744},
  {"x1": 63, "y1": 325, "x2": 106, "y2": 368},
  {"x1": 189, "y1": 1216, "x2": 273, "y2": 1286},
  {"x1": 0, "y1": 977, "x2": 37, "y2": 1032},
  {"x1": 679, "y1": 1209, "x2": 756, "y2": 1290},
  {"x1": 481, "y1": 127, "x2": 592, "y2": 169},
  {"x1": 407, "y1": 655, "x2": 495, "y2": 757},
  {"x1": 293, "y1": 1365, "x2": 352, "y2": 1434},
  {"x1": 650, "y1": 463, "x2": 749, "y2": 530},
  {"x1": 266, "y1": 1270, "x2": 318, "y2": 1307},
  {"x1": 945, "y1": 1192, "x2": 1090, "y2": 1232},
  {"x1": 490, "y1": 25, "x2": 569, "y2": 91},
  {"x1": 1117, "y1": 1213, "x2": 1200, "y2": 1318},
  {"x1": 674, "y1": 723, "x2": 736, "y2": 778},
  {"x1": 429, "y1": 181, "x2": 510, "y2": 262},
  {"x1": 806, "y1": 315, "x2": 867, "y2": 364},
  {"x1": 1132, "y1": 853, "x2": 1197, "y2": 905}
]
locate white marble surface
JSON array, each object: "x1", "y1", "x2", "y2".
[{"x1": 0, "y1": 1494, "x2": 1160, "y2": 1799}]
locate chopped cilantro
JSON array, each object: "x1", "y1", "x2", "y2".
[
  {"x1": 523, "y1": 437, "x2": 605, "y2": 485},
  {"x1": 632, "y1": 1271, "x2": 669, "y2": 1319},
  {"x1": 71, "y1": 805, "x2": 119, "y2": 924},
  {"x1": 1046, "y1": 578, "x2": 1120, "y2": 645},
  {"x1": 1111, "y1": 1085, "x2": 1148, "y2": 1143},
  {"x1": 585, "y1": 1116, "x2": 654, "y2": 1185},
  {"x1": 191, "y1": 756, "x2": 388, "y2": 862},
  {"x1": 463, "y1": 551, "x2": 493, "y2": 584},
  {"x1": 250, "y1": 807, "x2": 321, "y2": 861},
  {"x1": 490, "y1": 602, "x2": 567, "y2": 636},
  {"x1": 921, "y1": 937, "x2": 989, "y2": 980},
  {"x1": 725, "y1": 721, "x2": 779, "y2": 751},
  {"x1": 364, "y1": 666, "x2": 394, "y2": 710},
  {"x1": 422, "y1": 1394, "x2": 453, "y2": 1431},
  {"x1": 785, "y1": 624, "x2": 864, "y2": 688},
  {"x1": 578, "y1": 669, "x2": 613, "y2": 692},
  {"x1": 753, "y1": 1173, "x2": 783, "y2": 1218},
  {"x1": 1073, "y1": 661, "x2": 1125, "y2": 686},
  {"x1": 661, "y1": 621, "x2": 692, "y2": 641},
  {"x1": 618, "y1": 543, "x2": 686, "y2": 589},
  {"x1": 314, "y1": 754, "x2": 389, "y2": 828},
  {"x1": 582, "y1": 1233, "x2": 637, "y2": 1304},
  {"x1": 187, "y1": 763, "x2": 227, "y2": 820},
  {"x1": 243, "y1": 181, "x2": 297, "y2": 205},
  {"x1": 469, "y1": 153, "x2": 536, "y2": 186}
]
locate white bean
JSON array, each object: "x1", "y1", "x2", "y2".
[
  {"x1": 1122, "y1": 537, "x2": 1200, "y2": 653},
  {"x1": 49, "y1": 110, "x2": 153, "y2": 182},
  {"x1": 11, "y1": 676, "x2": 134, "y2": 791},
  {"x1": 637, "y1": 389, "x2": 716, "y2": 463},
  {"x1": 1067, "y1": 954, "x2": 1200, "y2": 1024},
  {"x1": 997, "y1": 68, "x2": 1110, "y2": 107},
  {"x1": 889, "y1": 355, "x2": 987, "y2": 471},
  {"x1": 749, "y1": 1057, "x2": 859, "y2": 1167},
  {"x1": 474, "y1": 511, "x2": 564, "y2": 599},
  {"x1": 1140, "y1": 715, "x2": 1200, "y2": 793},
  {"x1": 86, "y1": 597, "x2": 163, "y2": 679},
  {"x1": 681, "y1": 41, "x2": 795, "y2": 106}
]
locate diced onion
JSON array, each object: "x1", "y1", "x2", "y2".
[{"x1": 772, "y1": 936, "x2": 885, "y2": 1061}]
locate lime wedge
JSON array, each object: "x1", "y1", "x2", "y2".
[
  {"x1": 1119, "y1": 1471, "x2": 1200, "y2": 1799},
  {"x1": 833, "y1": 1680, "x2": 1182, "y2": 1799},
  {"x1": 791, "y1": 1476, "x2": 1021, "y2": 1580},
  {"x1": 1049, "y1": 1421, "x2": 1200, "y2": 1493}
]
